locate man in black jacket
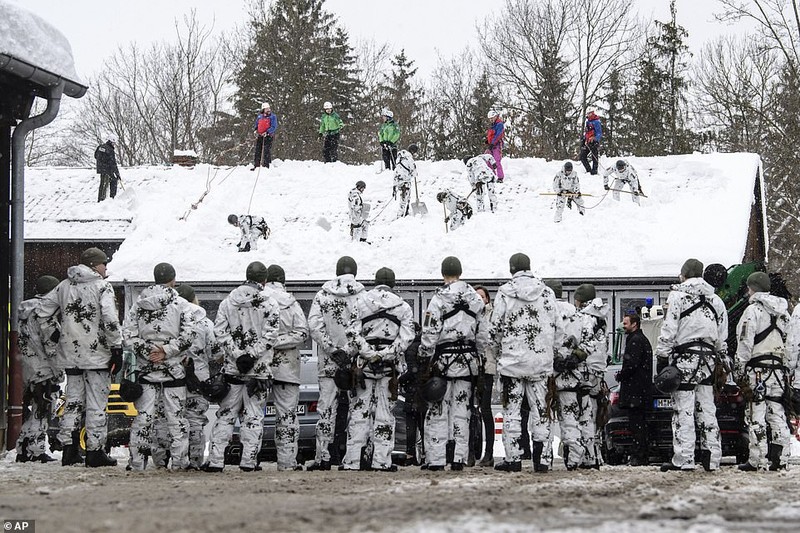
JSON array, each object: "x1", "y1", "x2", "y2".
[
  {"x1": 95, "y1": 136, "x2": 121, "y2": 202},
  {"x1": 616, "y1": 312, "x2": 653, "y2": 465}
]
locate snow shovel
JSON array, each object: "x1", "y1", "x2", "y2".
[{"x1": 411, "y1": 174, "x2": 428, "y2": 215}]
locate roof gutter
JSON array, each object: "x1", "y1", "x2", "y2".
[
  {"x1": 10, "y1": 80, "x2": 64, "y2": 328},
  {"x1": 0, "y1": 52, "x2": 87, "y2": 98}
]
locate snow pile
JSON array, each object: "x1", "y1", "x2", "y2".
[
  {"x1": 0, "y1": 0, "x2": 82, "y2": 83},
  {"x1": 22, "y1": 153, "x2": 762, "y2": 283}
]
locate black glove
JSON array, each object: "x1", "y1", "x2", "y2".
[
  {"x1": 567, "y1": 198, "x2": 573, "y2": 209},
  {"x1": 604, "y1": 184, "x2": 610, "y2": 191},
  {"x1": 246, "y1": 378, "x2": 272, "y2": 397},
  {"x1": 331, "y1": 349, "x2": 351, "y2": 368},
  {"x1": 109, "y1": 347, "x2": 124, "y2": 375},
  {"x1": 50, "y1": 328, "x2": 61, "y2": 343},
  {"x1": 392, "y1": 186, "x2": 397, "y2": 199}
]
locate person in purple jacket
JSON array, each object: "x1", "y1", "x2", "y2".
[
  {"x1": 486, "y1": 110, "x2": 505, "y2": 182},
  {"x1": 252, "y1": 102, "x2": 278, "y2": 170}
]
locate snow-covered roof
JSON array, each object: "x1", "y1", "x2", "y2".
[
  {"x1": 23, "y1": 153, "x2": 763, "y2": 282},
  {"x1": 0, "y1": 0, "x2": 86, "y2": 96}
]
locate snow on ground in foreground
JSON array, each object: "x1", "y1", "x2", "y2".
[{"x1": 24, "y1": 153, "x2": 761, "y2": 283}]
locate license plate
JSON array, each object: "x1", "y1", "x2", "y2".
[
  {"x1": 654, "y1": 398, "x2": 674, "y2": 409},
  {"x1": 265, "y1": 404, "x2": 306, "y2": 416}
]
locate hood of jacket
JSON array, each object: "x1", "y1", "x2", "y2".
[
  {"x1": 362, "y1": 286, "x2": 405, "y2": 315},
  {"x1": 435, "y1": 280, "x2": 483, "y2": 312},
  {"x1": 228, "y1": 282, "x2": 268, "y2": 309},
  {"x1": 671, "y1": 277, "x2": 715, "y2": 298},
  {"x1": 498, "y1": 271, "x2": 546, "y2": 302},
  {"x1": 749, "y1": 292, "x2": 788, "y2": 317},
  {"x1": 265, "y1": 282, "x2": 298, "y2": 309},
  {"x1": 580, "y1": 297, "x2": 609, "y2": 319},
  {"x1": 321, "y1": 274, "x2": 365, "y2": 298},
  {"x1": 19, "y1": 297, "x2": 41, "y2": 321},
  {"x1": 136, "y1": 284, "x2": 178, "y2": 311},
  {"x1": 67, "y1": 264, "x2": 103, "y2": 284}
]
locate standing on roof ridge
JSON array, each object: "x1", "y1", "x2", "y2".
[
  {"x1": 319, "y1": 101, "x2": 344, "y2": 163},
  {"x1": 579, "y1": 108, "x2": 602, "y2": 175},
  {"x1": 464, "y1": 154, "x2": 498, "y2": 213},
  {"x1": 377, "y1": 108, "x2": 401, "y2": 173},
  {"x1": 394, "y1": 144, "x2": 419, "y2": 218},
  {"x1": 95, "y1": 136, "x2": 121, "y2": 202},
  {"x1": 252, "y1": 102, "x2": 278, "y2": 170},
  {"x1": 486, "y1": 110, "x2": 505, "y2": 182}
]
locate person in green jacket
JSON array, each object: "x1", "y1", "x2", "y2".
[
  {"x1": 378, "y1": 108, "x2": 401, "y2": 172},
  {"x1": 319, "y1": 101, "x2": 344, "y2": 163}
]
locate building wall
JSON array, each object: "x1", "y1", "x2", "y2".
[{"x1": 23, "y1": 241, "x2": 122, "y2": 299}]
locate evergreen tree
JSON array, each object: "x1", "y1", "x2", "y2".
[
  {"x1": 532, "y1": 41, "x2": 573, "y2": 159},
  {"x1": 603, "y1": 66, "x2": 627, "y2": 156},
  {"x1": 465, "y1": 71, "x2": 498, "y2": 158},
  {"x1": 234, "y1": 0, "x2": 362, "y2": 163}
]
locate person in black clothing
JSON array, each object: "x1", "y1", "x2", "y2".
[
  {"x1": 616, "y1": 312, "x2": 653, "y2": 465},
  {"x1": 94, "y1": 136, "x2": 121, "y2": 202},
  {"x1": 401, "y1": 322, "x2": 425, "y2": 465}
]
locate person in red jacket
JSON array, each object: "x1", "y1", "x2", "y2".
[
  {"x1": 486, "y1": 110, "x2": 505, "y2": 182},
  {"x1": 579, "y1": 108, "x2": 602, "y2": 175}
]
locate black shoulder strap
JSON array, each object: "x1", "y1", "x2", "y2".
[
  {"x1": 441, "y1": 302, "x2": 477, "y2": 322},
  {"x1": 362, "y1": 309, "x2": 401, "y2": 328},
  {"x1": 754, "y1": 315, "x2": 783, "y2": 346},
  {"x1": 679, "y1": 295, "x2": 719, "y2": 322}
]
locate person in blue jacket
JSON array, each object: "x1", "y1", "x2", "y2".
[
  {"x1": 579, "y1": 108, "x2": 602, "y2": 175},
  {"x1": 252, "y1": 102, "x2": 278, "y2": 170}
]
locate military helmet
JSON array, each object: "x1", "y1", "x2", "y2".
[
  {"x1": 616, "y1": 159, "x2": 626, "y2": 171},
  {"x1": 564, "y1": 161, "x2": 573, "y2": 172},
  {"x1": 703, "y1": 263, "x2": 728, "y2": 290},
  {"x1": 654, "y1": 365, "x2": 681, "y2": 394},
  {"x1": 355, "y1": 180, "x2": 366, "y2": 191},
  {"x1": 227, "y1": 214, "x2": 239, "y2": 225},
  {"x1": 407, "y1": 143, "x2": 419, "y2": 154},
  {"x1": 420, "y1": 376, "x2": 447, "y2": 403},
  {"x1": 436, "y1": 191, "x2": 447, "y2": 203}
]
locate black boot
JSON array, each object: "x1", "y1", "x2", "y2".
[
  {"x1": 699, "y1": 450, "x2": 713, "y2": 472},
  {"x1": 494, "y1": 460, "x2": 522, "y2": 472},
  {"x1": 61, "y1": 444, "x2": 84, "y2": 466},
  {"x1": 307, "y1": 460, "x2": 331, "y2": 471},
  {"x1": 85, "y1": 449, "x2": 118, "y2": 467},
  {"x1": 33, "y1": 453, "x2": 57, "y2": 463},
  {"x1": 532, "y1": 441, "x2": 548, "y2": 473},
  {"x1": 16, "y1": 438, "x2": 31, "y2": 462},
  {"x1": 768, "y1": 444, "x2": 785, "y2": 471}
]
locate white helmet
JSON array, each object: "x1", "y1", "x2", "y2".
[
  {"x1": 323, "y1": 101, "x2": 333, "y2": 110},
  {"x1": 586, "y1": 107, "x2": 596, "y2": 115},
  {"x1": 107, "y1": 133, "x2": 118, "y2": 143},
  {"x1": 487, "y1": 109, "x2": 499, "y2": 119},
  {"x1": 381, "y1": 108, "x2": 393, "y2": 118},
  {"x1": 261, "y1": 102, "x2": 270, "y2": 110}
]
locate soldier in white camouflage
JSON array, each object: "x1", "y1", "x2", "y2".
[
  {"x1": 491, "y1": 254, "x2": 564, "y2": 473},
  {"x1": 464, "y1": 154, "x2": 498, "y2": 213},
  {"x1": 204, "y1": 262, "x2": 281, "y2": 472},
  {"x1": 420, "y1": 256, "x2": 489, "y2": 471},
  {"x1": 734, "y1": 272, "x2": 791, "y2": 471},
  {"x1": 348, "y1": 181, "x2": 370, "y2": 242},
  {"x1": 263, "y1": 264, "x2": 310, "y2": 471},
  {"x1": 341, "y1": 267, "x2": 414, "y2": 471},
  {"x1": 307, "y1": 256, "x2": 370, "y2": 470},
  {"x1": 553, "y1": 161, "x2": 585, "y2": 222},
  {"x1": 554, "y1": 283, "x2": 609, "y2": 470},
  {"x1": 15, "y1": 276, "x2": 62, "y2": 463},
  {"x1": 123, "y1": 263, "x2": 196, "y2": 471},
  {"x1": 393, "y1": 144, "x2": 419, "y2": 218},
  {"x1": 227, "y1": 214, "x2": 270, "y2": 252},
  {"x1": 38, "y1": 247, "x2": 124, "y2": 467},
  {"x1": 656, "y1": 259, "x2": 727, "y2": 472},
  {"x1": 436, "y1": 190, "x2": 472, "y2": 231}
]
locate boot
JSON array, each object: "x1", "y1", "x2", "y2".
[
  {"x1": 306, "y1": 460, "x2": 331, "y2": 471},
  {"x1": 699, "y1": 450, "x2": 713, "y2": 472},
  {"x1": 477, "y1": 451, "x2": 494, "y2": 467},
  {"x1": 451, "y1": 462, "x2": 464, "y2": 471},
  {"x1": 85, "y1": 448, "x2": 118, "y2": 467},
  {"x1": 61, "y1": 444, "x2": 84, "y2": 466},
  {"x1": 767, "y1": 444, "x2": 785, "y2": 471},
  {"x1": 532, "y1": 441, "x2": 546, "y2": 472},
  {"x1": 494, "y1": 460, "x2": 522, "y2": 472},
  {"x1": 200, "y1": 463, "x2": 223, "y2": 473},
  {"x1": 33, "y1": 453, "x2": 57, "y2": 463},
  {"x1": 737, "y1": 462, "x2": 758, "y2": 472}
]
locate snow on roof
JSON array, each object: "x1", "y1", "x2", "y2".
[
  {"x1": 23, "y1": 153, "x2": 762, "y2": 283},
  {"x1": 0, "y1": 0, "x2": 83, "y2": 85}
]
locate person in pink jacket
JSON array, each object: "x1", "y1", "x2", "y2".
[{"x1": 486, "y1": 110, "x2": 505, "y2": 182}]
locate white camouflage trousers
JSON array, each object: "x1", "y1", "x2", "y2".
[
  {"x1": 475, "y1": 182, "x2": 497, "y2": 213},
  {"x1": 554, "y1": 194, "x2": 585, "y2": 222},
  {"x1": 502, "y1": 377, "x2": 552, "y2": 466},
  {"x1": 557, "y1": 390, "x2": 597, "y2": 467},
  {"x1": 153, "y1": 392, "x2": 209, "y2": 469},
  {"x1": 744, "y1": 371, "x2": 790, "y2": 469},
  {"x1": 397, "y1": 184, "x2": 411, "y2": 218},
  {"x1": 58, "y1": 370, "x2": 110, "y2": 451},
  {"x1": 669, "y1": 385, "x2": 721, "y2": 469},
  {"x1": 424, "y1": 379, "x2": 472, "y2": 466},
  {"x1": 207, "y1": 382, "x2": 270, "y2": 469},
  {"x1": 274, "y1": 381, "x2": 300, "y2": 470},
  {"x1": 611, "y1": 178, "x2": 640, "y2": 205},
  {"x1": 351, "y1": 220, "x2": 370, "y2": 242},
  {"x1": 129, "y1": 383, "x2": 189, "y2": 471},
  {"x1": 342, "y1": 376, "x2": 396, "y2": 470},
  {"x1": 17, "y1": 386, "x2": 57, "y2": 457},
  {"x1": 315, "y1": 377, "x2": 339, "y2": 462}
]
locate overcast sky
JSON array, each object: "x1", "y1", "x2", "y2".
[{"x1": 10, "y1": 0, "x2": 751, "y2": 81}]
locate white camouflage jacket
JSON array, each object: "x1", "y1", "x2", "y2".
[
  {"x1": 603, "y1": 164, "x2": 639, "y2": 188},
  {"x1": 123, "y1": 284, "x2": 197, "y2": 382},
  {"x1": 785, "y1": 303, "x2": 800, "y2": 384},
  {"x1": 734, "y1": 292, "x2": 790, "y2": 376},
  {"x1": 420, "y1": 280, "x2": 489, "y2": 378},
  {"x1": 358, "y1": 286, "x2": 415, "y2": 378},
  {"x1": 491, "y1": 271, "x2": 564, "y2": 380},
  {"x1": 553, "y1": 169, "x2": 581, "y2": 194},
  {"x1": 18, "y1": 296, "x2": 61, "y2": 385},
  {"x1": 556, "y1": 297, "x2": 609, "y2": 389},
  {"x1": 214, "y1": 282, "x2": 280, "y2": 379},
  {"x1": 348, "y1": 188, "x2": 366, "y2": 225},
  {"x1": 308, "y1": 274, "x2": 370, "y2": 378},
  {"x1": 38, "y1": 264, "x2": 122, "y2": 370},
  {"x1": 184, "y1": 302, "x2": 217, "y2": 382},
  {"x1": 263, "y1": 281, "x2": 309, "y2": 384},
  {"x1": 393, "y1": 150, "x2": 417, "y2": 188},
  {"x1": 466, "y1": 154, "x2": 497, "y2": 186}
]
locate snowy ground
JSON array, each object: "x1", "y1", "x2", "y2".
[{"x1": 24, "y1": 153, "x2": 762, "y2": 283}]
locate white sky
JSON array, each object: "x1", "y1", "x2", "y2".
[{"x1": 9, "y1": 0, "x2": 751, "y2": 80}]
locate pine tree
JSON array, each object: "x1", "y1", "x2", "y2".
[{"x1": 234, "y1": 0, "x2": 362, "y2": 163}]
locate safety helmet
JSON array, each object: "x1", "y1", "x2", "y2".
[
  {"x1": 407, "y1": 143, "x2": 419, "y2": 154},
  {"x1": 261, "y1": 102, "x2": 270, "y2": 110},
  {"x1": 420, "y1": 376, "x2": 447, "y2": 403},
  {"x1": 107, "y1": 133, "x2": 118, "y2": 144},
  {"x1": 227, "y1": 214, "x2": 239, "y2": 225},
  {"x1": 616, "y1": 159, "x2": 627, "y2": 171},
  {"x1": 323, "y1": 101, "x2": 333, "y2": 110},
  {"x1": 334, "y1": 366, "x2": 353, "y2": 390},
  {"x1": 436, "y1": 191, "x2": 447, "y2": 203},
  {"x1": 654, "y1": 365, "x2": 681, "y2": 394},
  {"x1": 119, "y1": 378, "x2": 143, "y2": 402},
  {"x1": 586, "y1": 107, "x2": 596, "y2": 115},
  {"x1": 381, "y1": 108, "x2": 393, "y2": 118},
  {"x1": 355, "y1": 180, "x2": 366, "y2": 191},
  {"x1": 201, "y1": 374, "x2": 230, "y2": 403},
  {"x1": 564, "y1": 161, "x2": 573, "y2": 172}
]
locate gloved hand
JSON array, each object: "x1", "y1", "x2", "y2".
[
  {"x1": 109, "y1": 347, "x2": 124, "y2": 375},
  {"x1": 331, "y1": 349, "x2": 351, "y2": 368},
  {"x1": 50, "y1": 328, "x2": 61, "y2": 343},
  {"x1": 604, "y1": 184, "x2": 610, "y2": 191},
  {"x1": 567, "y1": 198, "x2": 573, "y2": 209},
  {"x1": 557, "y1": 192, "x2": 564, "y2": 197},
  {"x1": 392, "y1": 186, "x2": 397, "y2": 199},
  {"x1": 246, "y1": 378, "x2": 272, "y2": 397},
  {"x1": 318, "y1": 132, "x2": 323, "y2": 139}
]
